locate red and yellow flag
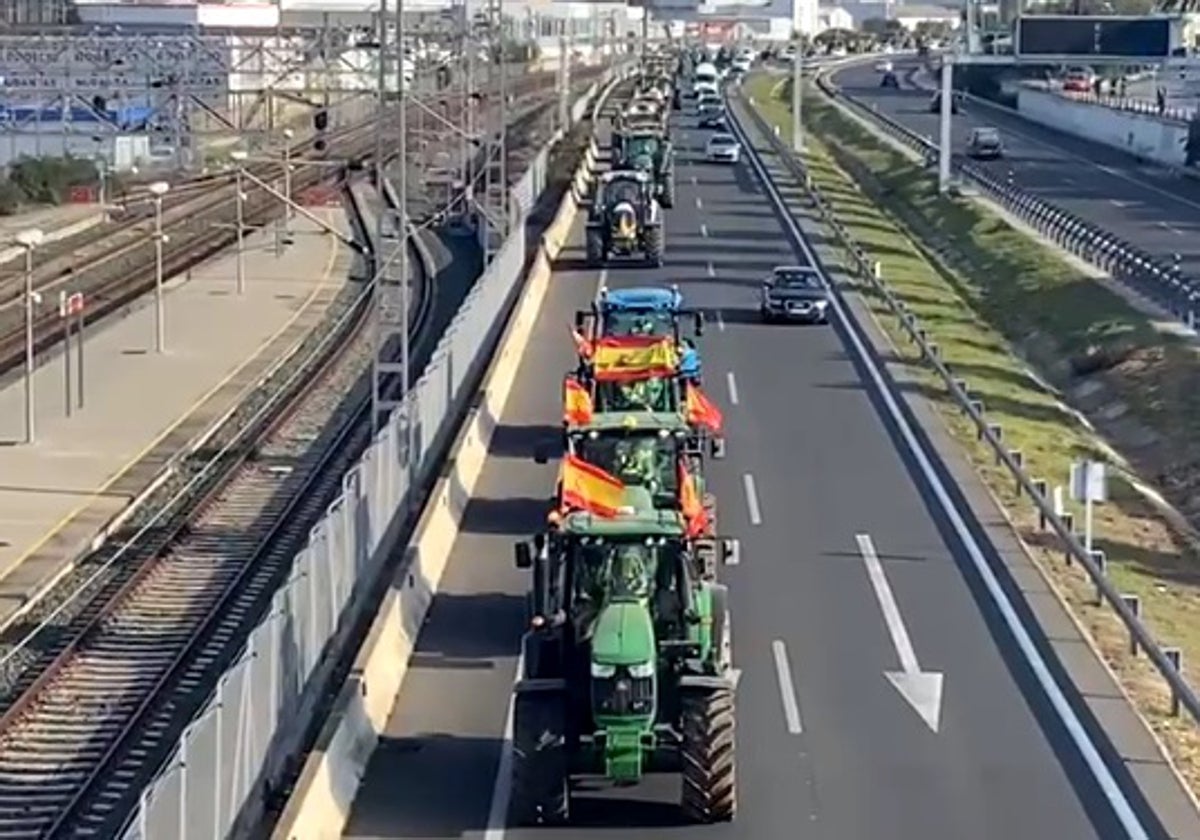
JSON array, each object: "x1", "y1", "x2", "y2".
[
  {"x1": 563, "y1": 376, "x2": 593, "y2": 426},
  {"x1": 560, "y1": 454, "x2": 626, "y2": 517},
  {"x1": 678, "y1": 461, "x2": 711, "y2": 538},
  {"x1": 571, "y1": 327, "x2": 594, "y2": 359},
  {"x1": 592, "y1": 336, "x2": 678, "y2": 382},
  {"x1": 685, "y1": 383, "x2": 723, "y2": 433}
]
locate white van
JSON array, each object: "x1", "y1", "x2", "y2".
[{"x1": 693, "y1": 61, "x2": 719, "y2": 97}]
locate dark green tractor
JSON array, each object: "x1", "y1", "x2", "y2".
[
  {"x1": 585, "y1": 170, "x2": 664, "y2": 267},
  {"x1": 511, "y1": 487, "x2": 740, "y2": 825},
  {"x1": 614, "y1": 130, "x2": 676, "y2": 209}
]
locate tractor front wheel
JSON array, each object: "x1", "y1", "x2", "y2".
[
  {"x1": 511, "y1": 690, "x2": 570, "y2": 826},
  {"x1": 661, "y1": 175, "x2": 677, "y2": 209},
  {"x1": 645, "y1": 225, "x2": 664, "y2": 268},
  {"x1": 680, "y1": 687, "x2": 737, "y2": 824}
]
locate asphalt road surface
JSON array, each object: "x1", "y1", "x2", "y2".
[
  {"x1": 832, "y1": 58, "x2": 1200, "y2": 279},
  {"x1": 340, "y1": 94, "x2": 1167, "y2": 839}
]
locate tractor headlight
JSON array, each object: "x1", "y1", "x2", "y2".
[
  {"x1": 629, "y1": 661, "x2": 655, "y2": 679},
  {"x1": 591, "y1": 662, "x2": 617, "y2": 678}
]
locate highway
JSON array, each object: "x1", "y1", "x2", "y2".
[
  {"x1": 339, "y1": 92, "x2": 1167, "y2": 839},
  {"x1": 832, "y1": 58, "x2": 1200, "y2": 277}
]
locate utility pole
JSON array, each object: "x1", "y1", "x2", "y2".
[
  {"x1": 938, "y1": 53, "x2": 953, "y2": 194},
  {"x1": 792, "y1": 39, "x2": 803, "y2": 154}
]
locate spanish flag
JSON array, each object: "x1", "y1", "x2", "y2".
[
  {"x1": 678, "y1": 461, "x2": 711, "y2": 537},
  {"x1": 571, "y1": 327, "x2": 594, "y2": 359},
  {"x1": 685, "y1": 383, "x2": 723, "y2": 433},
  {"x1": 593, "y1": 336, "x2": 678, "y2": 382},
  {"x1": 563, "y1": 376, "x2": 593, "y2": 426},
  {"x1": 560, "y1": 454, "x2": 625, "y2": 517}
]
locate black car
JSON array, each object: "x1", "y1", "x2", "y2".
[
  {"x1": 760, "y1": 266, "x2": 830, "y2": 323},
  {"x1": 881, "y1": 71, "x2": 899, "y2": 89},
  {"x1": 929, "y1": 90, "x2": 959, "y2": 114},
  {"x1": 698, "y1": 102, "x2": 727, "y2": 129}
]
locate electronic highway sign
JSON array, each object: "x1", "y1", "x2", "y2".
[{"x1": 1015, "y1": 15, "x2": 1180, "y2": 59}]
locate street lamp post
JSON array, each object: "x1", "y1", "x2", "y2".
[
  {"x1": 148, "y1": 180, "x2": 170, "y2": 353},
  {"x1": 230, "y1": 151, "x2": 248, "y2": 295},
  {"x1": 281, "y1": 127, "x2": 294, "y2": 241},
  {"x1": 15, "y1": 228, "x2": 43, "y2": 444}
]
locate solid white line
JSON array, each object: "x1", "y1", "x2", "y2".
[
  {"x1": 742, "y1": 473, "x2": 762, "y2": 525},
  {"x1": 733, "y1": 108, "x2": 1151, "y2": 839},
  {"x1": 856, "y1": 533, "x2": 919, "y2": 674},
  {"x1": 726, "y1": 370, "x2": 740, "y2": 405},
  {"x1": 700, "y1": 223, "x2": 709, "y2": 237},
  {"x1": 706, "y1": 261, "x2": 716, "y2": 277},
  {"x1": 483, "y1": 649, "x2": 525, "y2": 839},
  {"x1": 772, "y1": 640, "x2": 804, "y2": 735}
]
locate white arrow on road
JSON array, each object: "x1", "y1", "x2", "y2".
[{"x1": 856, "y1": 533, "x2": 944, "y2": 732}]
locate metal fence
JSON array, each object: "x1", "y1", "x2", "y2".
[
  {"x1": 733, "y1": 85, "x2": 1200, "y2": 727},
  {"x1": 119, "y1": 67, "x2": 624, "y2": 840},
  {"x1": 818, "y1": 72, "x2": 1200, "y2": 329}
]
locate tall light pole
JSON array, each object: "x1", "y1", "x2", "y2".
[
  {"x1": 281, "y1": 126, "x2": 294, "y2": 239},
  {"x1": 792, "y1": 38, "x2": 803, "y2": 154},
  {"x1": 148, "y1": 180, "x2": 170, "y2": 353},
  {"x1": 230, "y1": 150, "x2": 248, "y2": 295},
  {"x1": 15, "y1": 228, "x2": 43, "y2": 445}
]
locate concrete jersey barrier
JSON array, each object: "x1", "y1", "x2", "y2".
[{"x1": 267, "y1": 123, "x2": 610, "y2": 840}]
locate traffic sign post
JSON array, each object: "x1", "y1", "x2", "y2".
[
  {"x1": 1069, "y1": 459, "x2": 1108, "y2": 553},
  {"x1": 59, "y1": 291, "x2": 85, "y2": 414}
]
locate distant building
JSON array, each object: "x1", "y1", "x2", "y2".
[
  {"x1": 0, "y1": 0, "x2": 72, "y2": 25},
  {"x1": 892, "y1": 3, "x2": 960, "y2": 29},
  {"x1": 817, "y1": 4, "x2": 854, "y2": 32}
]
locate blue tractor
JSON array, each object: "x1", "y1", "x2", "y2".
[{"x1": 576, "y1": 285, "x2": 705, "y2": 383}]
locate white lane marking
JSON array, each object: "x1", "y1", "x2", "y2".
[
  {"x1": 594, "y1": 267, "x2": 609, "y2": 300},
  {"x1": 772, "y1": 640, "x2": 804, "y2": 735},
  {"x1": 1109, "y1": 198, "x2": 1129, "y2": 209},
  {"x1": 726, "y1": 370, "x2": 740, "y2": 405},
  {"x1": 856, "y1": 534, "x2": 943, "y2": 732},
  {"x1": 700, "y1": 223, "x2": 709, "y2": 237},
  {"x1": 696, "y1": 196, "x2": 704, "y2": 209},
  {"x1": 691, "y1": 174, "x2": 698, "y2": 185},
  {"x1": 742, "y1": 473, "x2": 762, "y2": 525},
  {"x1": 483, "y1": 649, "x2": 525, "y2": 838},
  {"x1": 733, "y1": 108, "x2": 1152, "y2": 839},
  {"x1": 715, "y1": 309, "x2": 726, "y2": 331},
  {"x1": 706, "y1": 261, "x2": 716, "y2": 277},
  {"x1": 1158, "y1": 220, "x2": 1183, "y2": 235}
]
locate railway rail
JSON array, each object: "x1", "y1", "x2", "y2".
[
  {"x1": 0, "y1": 62, "x2": 607, "y2": 383},
  {"x1": 0, "y1": 76, "x2": 593, "y2": 838}
]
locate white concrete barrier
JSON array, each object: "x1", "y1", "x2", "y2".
[
  {"x1": 269, "y1": 147, "x2": 594, "y2": 840},
  {"x1": 1016, "y1": 87, "x2": 1189, "y2": 169}
]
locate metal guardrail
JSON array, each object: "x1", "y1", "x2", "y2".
[
  {"x1": 816, "y1": 70, "x2": 1200, "y2": 331},
  {"x1": 1034, "y1": 85, "x2": 1196, "y2": 124},
  {"x1": 731, "y1": 84, "x2": 1200, "y2": 728}
]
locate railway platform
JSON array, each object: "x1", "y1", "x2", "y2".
[
  {"x1": 0, "y1": 204, "x2": 105, "y2": 266},
  {"x1": 0, "y1": 210, "x2": 355, "y2": 628}
]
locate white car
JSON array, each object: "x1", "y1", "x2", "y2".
[
  {"x1": 876, "y1": 60, "x2": 893, "y2": 73},
  {"x1": 706, "y1": 133, "x2": 741, "y2": 163}
]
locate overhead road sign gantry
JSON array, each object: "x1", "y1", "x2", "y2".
[{"x1": 1015, "y1": 14, "x2": 1183, "y2": 60}]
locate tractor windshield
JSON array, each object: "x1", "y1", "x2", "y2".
[
  {"x1": 595, "y1": 377, "x2": 677, "y2": 413},
  {"x1": 574, "y1": 540, "x2": 671, "y2": 604},
  {"x1": 576, "y1": 434, "x2": 677, "y2": 495},
  {"x1": 606, "y1": 179, "x2": 641, "y2": 207},
  {"x1": 625, "y1": 136, "x2": 659, "y2": 161},
  {"x1": 605, "y1": 309, "x2": 675, "y2": 338}
]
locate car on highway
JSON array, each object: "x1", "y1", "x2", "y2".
[
  {"x1": 876, "y1": 59, "x2": 893, "y2": 74},
  {"x1": 929, "y1": 90, "x2": 959, "y2": 114},
  {"x1": 760, "y1": 265, "x2": 830, "y2": 323},
  {"x1": 705, "y1": 133, "x2": 741, "y2": 163},
  {"x1": 881, "y1": 71, "x2": 899, "y2": 89},
  {"x1": 966, "y1": 126, "x2": 1003, "y2": 159},
  {"x1": 696, "y1": 90, "x2": 721, "y2": 110},
  {"x1": 698, "y1": 103, "x2": 728, "y2": 129},
  {"x1": 1062, "y1": 67, "x2": 1095, "y2": 93}
]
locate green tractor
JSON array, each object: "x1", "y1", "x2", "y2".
[
  {"x1": 585, "y1": 170, "x2": 664, "y2": 267},
  {"x1": 614, "y1": 129, "x2": 676, "y2": 210},
  {"x1": 510, "y1": 486, "x2": 740, "y2": 825}
]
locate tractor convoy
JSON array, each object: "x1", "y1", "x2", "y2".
[{"x1": 507, "y1": 61, "x2": 741, "y2": 828}]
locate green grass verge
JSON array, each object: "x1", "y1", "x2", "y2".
[{"x1": 743, "y1": 73, "x2": 1200, "y2": 784}]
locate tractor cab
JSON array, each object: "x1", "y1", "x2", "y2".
[
  {"x1": 575, "y1": 285, "x2": 704, "y2": 382},
  {"x1": 586, "y1": 171, "x2": 664, "y2": 266},
  {"x1": 510, "y1": 482, "x2": 740, "y2": 822}
]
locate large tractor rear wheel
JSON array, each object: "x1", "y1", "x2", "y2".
[
  {"x1": 511, "y1": 690, "x2": 570, "y2": 826},
  {"x1": 644, "y1": 224, "x2": 664, "y2": 268},
  {"x1": 680, "y1": 687, "x2": 736, "y2": 823},
  {"x1": 660, "y1": 173, "x2": 676, "y2": 209}
]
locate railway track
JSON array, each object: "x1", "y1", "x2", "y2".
[
  {"x1": 0, "y1": 76, "x2": 594, "y2": 837},
  {"x1": 0, "y1": 63, "x2": 607, "y2": 383}
]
